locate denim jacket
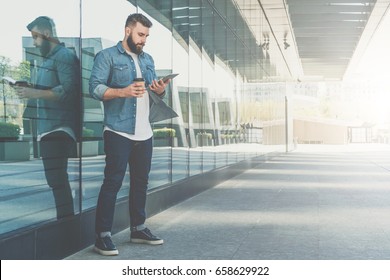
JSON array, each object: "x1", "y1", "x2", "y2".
[
  {"x1": 89, "y1": 42, "x2": 177, "y2": 134},
  {"x1": 24, "y1": 43, "x2": 80, "y2": 139}
]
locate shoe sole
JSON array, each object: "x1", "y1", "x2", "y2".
[
  {"x1": 94, "y1": 246, "x2": 119, "y2": 256},
  {"x1": 130, "y1": 238, "x2": 164, "y2": 245}
]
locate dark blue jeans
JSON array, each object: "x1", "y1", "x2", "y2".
[
  {"x1": 40, "y1": 131, "x2": 75, "y2": 219},
  {"x1": 95, "y1": 131, "x2": 153, "y2": 234}
]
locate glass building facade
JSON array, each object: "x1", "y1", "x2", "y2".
[{"x1": 0, "y1": 0, "x2": 294, "y2": 259}]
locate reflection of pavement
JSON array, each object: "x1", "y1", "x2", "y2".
[
  {"x1": 69, "y1": 144, "x2": 390, "y2": 260},
  {"x1": 0, "y1": 144, "x2": 273, "y2": 235}
]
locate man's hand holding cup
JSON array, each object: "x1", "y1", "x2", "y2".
[{"x1": 133, "y1": 78, "x2": 146, "y2": 97}]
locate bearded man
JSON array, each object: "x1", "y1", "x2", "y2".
[{"x1": 89, "y1": 13, "x2": 172, "y2": 256}]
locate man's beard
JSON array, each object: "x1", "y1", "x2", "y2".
[
  {"x1": 126, "y1": 33, "x2": 143, "y2": 54},
  {"x1": 39, "y1": 38, "x2": 51, "y2": 57}
]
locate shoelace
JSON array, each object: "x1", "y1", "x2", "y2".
[
  {"x1": 102, "y1": 236, "x2": 115, "y2": 247},
  {"x1": 143, "y1": 228, "x2": 158, "y2": 238}
]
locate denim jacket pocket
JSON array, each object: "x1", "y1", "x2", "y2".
[
  {"x1": 141, "y1": 59, "x2": 156, "y2": 86},
  {"x1": 111, "y1": 64, "x2": 130, "y2": 85}
]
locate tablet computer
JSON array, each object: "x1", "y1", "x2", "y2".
[{"x1": 161, "y1": 73, "x2": 179, "y2": 82}]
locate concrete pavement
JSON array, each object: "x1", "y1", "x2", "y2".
[{"x1": 68, "y1": 144, "x2": 390, "y2": 260}]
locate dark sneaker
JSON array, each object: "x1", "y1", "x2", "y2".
[
  {"x1": 94, "y1": 236, "x2": 119, "y2": 256},
  {"x1": 131, "y1": 228, "x2": 164, "y2": 245}
]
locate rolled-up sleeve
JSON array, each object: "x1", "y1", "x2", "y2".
[{"x1": 89, "y1": 51, "x2": 110, "y2": 101}]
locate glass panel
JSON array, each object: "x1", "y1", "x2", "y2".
[
  {"x1": 0, "y1": 0, "x2": 81, "y2": 234},
  {"x1": 227, "y1": 30, "x2": 238, "y2": 165},
  {"x1": 189, "y1": 0, "x2": 203, "y2": 176},
  {"x1": 137, "y1": 3, "x2": 174, "y2": 190},
  {"x1": 214, "y1": 0, "x2": 227, "y2": 20},
  {"x1": 202, "y1": 0, "x2": 216, "y2": 172},
  {"x1": 171, "y1": 0, "x2": 190, "y2": 182},
  {"x1": 0, "y1": 0, "x2": 292, "y2": 239},
  {"x1": 214, "y1": 15, "x2": 228, "y2": 168},
  {"x1": 81, "y1": 0, "x2": 137, "y2": 210}
]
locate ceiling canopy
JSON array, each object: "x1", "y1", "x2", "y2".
[{"x1": 237, "y1": 0, "x2": 390, "y2": 80}]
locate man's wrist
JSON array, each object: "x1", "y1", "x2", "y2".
[{"x1": 154, "y1": 90, "x2": 165, "y2": 98}]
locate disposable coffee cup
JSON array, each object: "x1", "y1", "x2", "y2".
[
  {"x1": 133, "y1": 78, "x2": 145, "y2": 86},
  {"x1": 133, "y1": 78, "x2": 145, "y2": 96}
]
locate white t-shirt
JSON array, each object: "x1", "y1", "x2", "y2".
[{"x1": 104, "y1": 51, "x2": 153, "y2": 141}]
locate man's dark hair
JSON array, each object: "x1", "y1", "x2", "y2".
[
  {"x1": 27, "y1": 16, "x2": 57, "y2": 37},
  {"x1": 125, "y1": 13, "x2": 153, "y2": 28}
]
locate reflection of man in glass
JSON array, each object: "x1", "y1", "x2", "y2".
[{"x1": 15, "y1": 16, "x2": 79, "y2": 219}]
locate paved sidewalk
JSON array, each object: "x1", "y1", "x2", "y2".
[{"x1": 68, "y1": 144, "x2": 390, "y2": 260}]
